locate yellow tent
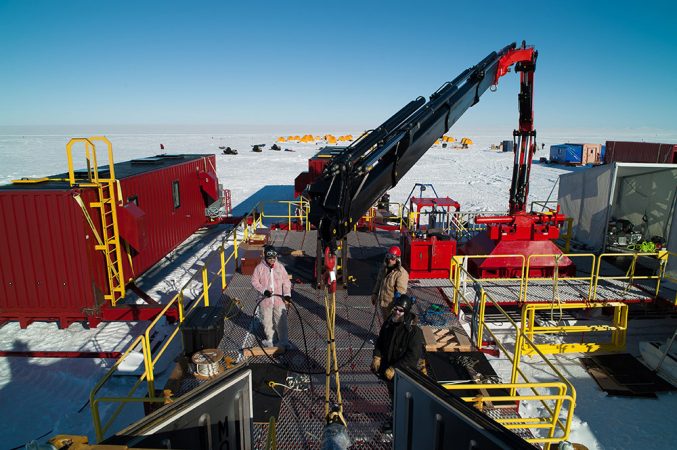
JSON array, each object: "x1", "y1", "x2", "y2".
[
  {"x1": 300, "y1": 134, "x2": 315, "y2": 143},
  {"x1": 434, "y1": 139, "x2": 442, "y2": 146},
  {"x1": 326, "y1": 135, "x2": 338, "y2": 144},
  {"x1": 314, "y1": 135, "x2": 322, "y2": 140},
  {"x1": 277, "y1": 136, "x2": 287, "y2": 143},
  {"x1": 338, "y1": 135, "x2": 352, "y2": 142},
  {"x1": 461, "y1": 137, "x2": 473, "y2": 145},
  {"x1": 442, "y1": 136, "x2": 455, "y2": 142}
]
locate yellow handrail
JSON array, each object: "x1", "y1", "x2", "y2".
[
  {"x1": 442, "y1": 383, "x2": 575, "y2": 446},
  {"x1": 89, "y1": 198, "x2": 304, "y2": 441},
  {"x1": 90, "y1": 334, "x2": 149, "y2": 442},
  {"x1": 524, "y1": 253, "x2": 596, "y2": 303},
  {"x1": 449, "y1": 254, "x2": 526, "y2": 313},
  {"x1": 594, "y1": 251, "x2": 669, "y2": 300},
  {"x1": 447, "y1": 263, "x2": 577, "y2": 447}
]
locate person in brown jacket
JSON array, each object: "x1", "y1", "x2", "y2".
[{"x1": 371, "y1": 246, "x2": 409, "y2": 320}]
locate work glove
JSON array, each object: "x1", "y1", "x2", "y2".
[
  {"x1": 263, "y1": 290, "x2": 272, "y2": 298},
  {"x1": 371, "y1": 293, "x2": 377, "y2": 306},
  {"x1": 370, "y1": 356, "x2": 382, "y2": 373},
  {"x1": 384, "y1": 367, "x2": 395, "y2": 381},
  {"x1": 283, "y1": 295, "x2": 291, "y2": 302}
]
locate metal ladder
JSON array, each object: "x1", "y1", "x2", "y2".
[{"x1": 67, "y1": 136, "x2": 126, "y2": 307}]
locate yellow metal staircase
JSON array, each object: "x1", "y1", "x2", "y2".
[{"x1": 67, "y1": 136, "x2": 126, "y2": 307}]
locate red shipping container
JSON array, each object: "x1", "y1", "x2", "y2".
[
  {"x1": 0, "y1": 154, "x2": 219, "y2": 328},
  {"x1": 605, "y1": 141, "x2": 677, "y2": 164}
]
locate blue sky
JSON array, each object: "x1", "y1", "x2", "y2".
[{"x1": 1, "y1": 0, "x2": 675, "y2": 132}]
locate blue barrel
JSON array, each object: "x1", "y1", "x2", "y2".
[{"x1": 502, "y1": 140, "x2": 513, "y2": 152}]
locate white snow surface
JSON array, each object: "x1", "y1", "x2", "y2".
[{"x1": 1, "y1": 130, "x2": 676, "y2": 448}]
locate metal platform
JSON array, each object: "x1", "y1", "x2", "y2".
[{"x1": 171, "y1": 230, "x2": 591, "y2": 448}]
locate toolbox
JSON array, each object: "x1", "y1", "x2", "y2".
[
  {"x1": 181, "y1": 306, "x2": 225, "y2": 356},
  {"x1": 240, "y1": 248, "x2": 262, "y2": 275}
]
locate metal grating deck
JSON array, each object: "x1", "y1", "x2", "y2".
[{"x1": 172, "y1": 230, "x2": 598, "y2": 449}]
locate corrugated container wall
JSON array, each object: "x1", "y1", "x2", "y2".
[
  {"x1": 0, "y1": 154, "x2": 218, "y2": 327},
  {"x1": 605, "y1": 141, "x2": 677, "y2": 164},
  {"x1": 0, "y1": 188, "x2": 106, "y2": 325}
]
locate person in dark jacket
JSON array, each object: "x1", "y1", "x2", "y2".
[{"x1": 371, "y1": 294, "x2": 423, "y2": 393}]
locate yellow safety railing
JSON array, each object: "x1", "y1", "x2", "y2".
[
  {"x1": 89, "y1": 199, "x2": 296, "y2": 442},
  {"x1": 90, "y1": 335, "x2": 153, "y2": 442},
  {"x1": 448, "y1": 263, "x2": 576, "y2": 447},
  {"x1": 594, "y1": 251, "x2": 669, "y2": 300},
  {"x1": 524, "y1": 253, "x2": 596, "y2": 303},
  {"x1": 449, "y1": 254, "x2": 527, "y2": 314},
  {"x1": 520, "y1": 302, "x2": 628, "y2": 355},
  {"x1": 442, "y1": 382, "x2": 575, "y2": 447},
  {"x1": 353, "y1": 206, "x2": 377, "y2": 231},
  {"x1": 260, "y1": 198, "x2": 310, "y2": 231}
]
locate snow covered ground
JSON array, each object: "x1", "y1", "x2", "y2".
[{"x1": 1, "y1": 129, "x2": 676, "y2": 448}]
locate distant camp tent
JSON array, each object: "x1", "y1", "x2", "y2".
[
  {"x1": 325, "y1": 134, "x2": 338, "y2": 144},
  {"x1": 300, "y1": 134, "x2": 315, "y2": 143},
  {"x1": 442, "y1": 136, "x2": 455, "y2": 143},
  {"x1": 277, "y1": 137, "x2": 287, "y2": 143},
  {"x1": 434, "y1": 139, "x2": 442, "y2": 146},
  {"x1": 338, "y1": 135, "x2": 353, "y2": 142},
  {"x1": 460, "y1": 137, "x2": 474, "y2": 146}
]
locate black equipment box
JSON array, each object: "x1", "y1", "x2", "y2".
[{"x1": 181, "y1": 306, "x2": 225, "y2": 356}]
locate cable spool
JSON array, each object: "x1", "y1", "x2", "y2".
[{"x1": 191, "y1": 348, "x2": 225, "y2": 380}]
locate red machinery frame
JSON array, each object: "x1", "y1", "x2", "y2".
[
  {"x1": 402, "y1": 197, "x2": 460, "y2": 279},
  {"x1": 463, "y1": 43, "x2": 574, "y2": 278}
]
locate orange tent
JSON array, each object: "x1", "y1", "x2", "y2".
[
  {"x1": 277, "y1": 136, "x2": 287, "y2": 142},
  {"x1": 300, "y1": 134, "x2": 315, "y2": 143}
]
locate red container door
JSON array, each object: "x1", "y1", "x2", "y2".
[{"x1": 408, "y1": 241, "x2": 430, "y2": 272}]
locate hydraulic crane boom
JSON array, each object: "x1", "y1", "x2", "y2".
[{"x1": 307, "y1": 42, "x2": 537, "y2": 251}]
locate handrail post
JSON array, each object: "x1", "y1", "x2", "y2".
[
  {"x1": 220, "y1": 244, "x2": 227, "y2": 290},
  {"x1": 202, "y1": 266, "x2": 210, "y2": 307},
  {"x1": 233, "y1": 228, "x2": 239, "y2": 271},
  {"x1": 178, "y1": 291, "x2": 185, "y2": 323},
  {"x1": 655, "y1": 250, "x2": 668, "y2": 297},
  {"x1": 142, "y1": 331, "x2": 156, "y2": 399},
  {"x1": 452, "y1": 256, "x2": 463, "y2": 315},
  {"x1": 587, "y1": 254, "x2": 596, "y2": 300},
  {"x1": 91, "y1": 398, "x2": 104, "y2": 443},
  {"x1": 593, "y1": 254, "x2": 603, "y2": 301},
  {"x1": 477, "y1": 290, "x2": 486, "y2": 349}
]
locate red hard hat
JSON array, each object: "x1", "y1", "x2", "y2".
[{"x1": 387, "y1": 246, "x2": 401, "y2": 257}]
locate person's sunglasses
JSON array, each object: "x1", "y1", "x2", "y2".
[
  {"x1": 393, "y1": 307, "x2": 405, "y2": 313},
  {"x1": 386, "y1": 253, "x2": 398, "y2": 260}
]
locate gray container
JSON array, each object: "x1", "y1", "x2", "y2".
[{"x1": 502, "y1": 140, "x2": 513, "y2": 152}]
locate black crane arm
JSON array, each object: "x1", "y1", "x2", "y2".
[{"x1": 307, "y1": 42, "x2": 534, "y2": 250}]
